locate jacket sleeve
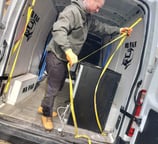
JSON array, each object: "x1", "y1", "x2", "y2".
[
  {"x1": 89, "y1": 16, "x2": 120, "y2": 36},
  {"x1": 52, "y1": 6, "x2": 76, "y2": 52}
]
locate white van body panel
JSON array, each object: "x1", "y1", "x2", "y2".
[{"x1": 0, "y1": 0, "x2": 158, "y2": 144}]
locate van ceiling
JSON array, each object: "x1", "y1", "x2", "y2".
[{"x1": 52, "y1": 0, "x2": 142, "y2": 27}]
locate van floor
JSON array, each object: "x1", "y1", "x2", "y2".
[{"x1": 0, "y1": 78, "x2": 109, "y2": 144}]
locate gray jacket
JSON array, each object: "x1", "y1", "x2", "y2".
[{"x1": 47, "y1": 0, "x2": 120, "y2": 61}]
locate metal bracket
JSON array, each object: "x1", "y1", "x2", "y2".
[
  {"x1": 120, "y1": 107, "x2": 142, "y2": 126},
  {"x1": 0, "y1": 75, "x2": 8, "y2": 81},
  {"x1": 0, "y1": 75, "x2": 8, "y2": 97}
]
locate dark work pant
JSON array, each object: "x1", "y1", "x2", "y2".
[{"x1": 41, "y1": 52, "x2": 67, "y2": 117}]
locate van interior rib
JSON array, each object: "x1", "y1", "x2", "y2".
[{"x1": 0, "y1": 0, "x2": 147, "y2": 144}]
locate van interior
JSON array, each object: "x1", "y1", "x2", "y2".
[{"x1": 0, "y1": 0, "x2": 149, "y2": 144}]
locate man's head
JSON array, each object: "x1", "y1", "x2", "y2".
[{"x1": 83, "y1": 0, "x2": 105, "y2": 13}]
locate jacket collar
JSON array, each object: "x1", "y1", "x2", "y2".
[{"x1": 71, "y1": 0, "x2": 90, "y2": 21}]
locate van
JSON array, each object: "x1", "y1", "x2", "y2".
[{"x1": 0, "y1": 0, "x2": 158, "y2": 144}]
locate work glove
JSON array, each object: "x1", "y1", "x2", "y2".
[
  {"x1": 65, "y1": 49, "x2": 78, "y2": 67},
  {"x1": 120, "y1": 27, "x2": 133, "y2": 36}
]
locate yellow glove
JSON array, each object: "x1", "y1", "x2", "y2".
[
  {"x1": 65, "y1": 49, "x2": 78, "y2": 67},
  {"x1": 120, "y1": 27, "x2": 133, "y2": 36}
]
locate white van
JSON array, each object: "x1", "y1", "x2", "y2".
[{"x1": 0, "y1": 0, "x2": 158, "y2": 144}]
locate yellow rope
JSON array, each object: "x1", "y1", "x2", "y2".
[
  {"x1": 93, "y1": 17, "x2": 142, "y2": 134},
  {"x1": 94, "y1": 36, "x2": 127, "y2": 134},
  {"x1": 67, "y1": 17, "x2": 142, "y2": 143},
  {"x1": 78, "y1": 18, "x2": 142, "y2": 63},
  {"x1": 67, "y1": 63, "x2": 92, "y2": 144},
  {"x1": 4, "y1": 0, "x2": 36, "y2": 94}
]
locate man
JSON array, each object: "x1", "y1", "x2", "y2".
[{"x1": 38, "y1": 0, "x2": 132, "y2": 131}]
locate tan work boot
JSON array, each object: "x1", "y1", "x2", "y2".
[
  {"x1": 38, "y1": 106, "x2": 57, "y2": 117},
  {"x1": 41, "y1": 115, "x2": 53, "y2": 131}
]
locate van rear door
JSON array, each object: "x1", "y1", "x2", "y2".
[{"x1": 115, "y1": 0, "x2": 158, "y2": 144}]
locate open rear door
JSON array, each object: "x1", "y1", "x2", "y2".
[
  {"x1": 0, "y1": 0, "x2": 57, "y2": 96},
  {"x1": 115, "y1": 0, "x2": 158, "y2": 144}
]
